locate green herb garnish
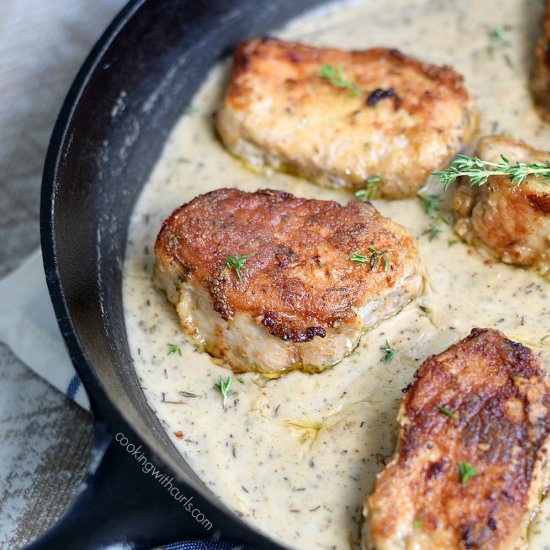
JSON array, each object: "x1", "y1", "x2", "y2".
[
  {"x1": 226, "y1": 253, "x2": 252, "y2": 282},
  {"x1": 488, "y1": 25, "x2": 510, "y2": 54},
  {"x1": 236, "y1": 376, "x2": 245, "y2": 384},
  {"x1": 417, "y1": 191, "x2": 443, "y2": 241},
  {"x1": 459, "y1": 461, "x2": 478, "y2": 485},
  {"x1": 355, "y1": 176, "x2": 382, "y2": 201},
  {"x1": 351, "y1": 248, "x2": 390, "y2": 271},
  {"x1": 214, "y1": 375, "x2": 233, "y2": 408},
  {"x1": 417, "y1": 192, "x2": 442, "y2": 217},
  {"x1": 413, "y1": 517, "x2": 424, "y2": 530},
  {"x1": 422, "y1": 221, "x2": 442, "y2": 241},
  {"x1": 318, "y1": 64, "x2": 361, "y2": 97},
  {"x1": 167, "y1": 343, "x2": 182, "y2": 356},
  {"x1": 380, "y1": 340, "x2": 395, "y2": 363},
  {"x1": 179, "y1": 390, "x2": 199, "y2": 398},
  {"x1": 184, "y1": 104, "x2": 197, "y2": 114},
  {"x1": 438, "y1": 406, "x2": 456, "y2": 420},
  {"x1": 433, "y1": 154, "x2": 550, "y2": 190}
]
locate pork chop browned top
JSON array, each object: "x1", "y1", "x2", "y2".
[
  {"x1": 216, "y1": 37, "x2": 477, "y2": 199},
  {"x1": 364, "y1": 328, "x2": 549, "y2": 550},
  {"x1": 452, "y1": 135, "x2": 550, "y2": 275},
  {"x1": 154, "y1": 188, "x2": 421, "y2": 373}
]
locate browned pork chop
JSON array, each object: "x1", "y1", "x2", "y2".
[
  {"x1": 364, "y1": 328, "x2": 549, "y2": 550},
  {"x1": 216, "y1": 37, "x2": 477, "y2": 199},
  {"x1": 154, "y1": 188, "x2": 421, "y2": 374},
  {"x1": 531, "y1": 0, "x2": 550, "y2": 120},
  {"x1": 452, "y1": 136, "x2": 550, "y2": 275}
]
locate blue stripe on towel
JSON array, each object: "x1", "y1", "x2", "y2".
[{"x1": 66, "y1": 374, "x2": 81, "y2": 400}]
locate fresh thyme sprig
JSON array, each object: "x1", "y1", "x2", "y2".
[
  {"x1": 226, "y1": 253, "x2": 252, "y2": 281},
  {"x1": 214, "y1": 375, "x2": 233, "y2": 408},
  {"x1": 351, "y1": 248, "x2": 390, "y2": 271},
  {"x1": 318, "y1": 64, "x2": 361, "y2": 97},
  {"x1": 459, "y1": 461, "x2": 478, "y2": 485},
  {"x1": 380, "y1": 340, "x2": 395, "y2": 362},
  {"x1": 433, "y1": 154, "x2": 550, "y2": 190},
  {"x1": 355, "y1": 176, "x2": 382, "y2": 200}
]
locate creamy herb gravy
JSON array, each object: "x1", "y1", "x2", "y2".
[{"x1": 123, "y1": 1, "x2": 550, "y2": 548}]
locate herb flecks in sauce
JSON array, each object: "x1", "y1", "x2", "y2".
[
  {"x1": 417, "y1": 191, "x2": 443, "y2": 241},
  {"x1": 318, "y1": 64, "x2": 361, "y2": 97},
  {"x1": 417, "y1": 192, "x2": 442, "y2": 217},
  {"x1": 487, "y1": 25, "x2": 510, "y2": 55},
  {"x1": 167, "y1": 343, "x2": 182, "y2": 356},
  {"x1": 179, "y1": 390, "x2": 199, "y2": 398},
  {"x1": 380, "y1": 340, "x2": 395, "y2": 362},
  {"x1": 434, "y1": 154, "x2": 550, "y2": 189},
  {"x1": 422, "y1": 222, "x2": 442, "y2": 241}
]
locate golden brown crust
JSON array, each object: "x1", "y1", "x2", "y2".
[
  {"x1": 531, "y1": 0, "x2": 550, "y2": 120},
  {"x1": 216, "y1": 37, "x2": 477, "y2": 199},
  {"x1": 452, "y1": 136, "x2": 550, "y2": 274},
  {"x1": 155, "y1": 188, "x2": 419, "y2": 342},
  {"x1": 365, "y1": 328, "x2": 550, "y2": 550}
]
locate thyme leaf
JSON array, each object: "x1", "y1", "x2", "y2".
[
  {"x1": 459, "y1": 461, "x2": 478, "y2": 485},
  {"x1": 214, "y1": 375, "x2": 233, "y2": 408},
  {"x1": 226, "y1": 253, "x2": 252, "y2": 282},
  {"x1": 422, "y1": 221, "x2": 442, "y2": 241},
  {"x1": 318, "y1": 64, "x2": 361, "y2": 97},
  {"x1": 355, "y1": 176, "x2": 382, "y2": 200},
  {"x1": 351, "y1": 248, "x2": 390, "y2": 271},
  {"x1": 179, "y1": 390, "x2": 199, "y2": 398},
  {"x1": 417, "y1": 192, "x2": 442, "y2": 217},
  {"x1": 433, "y1": 154, "x2": 550, "y2": 190},
  {"x1": 167, "y1": 343, "x2": 182, "y2": 356},
  {"x1": 380, "y1": 340, "x2": 395, "y2": 362},
  {"x1": 438, "y1": 406, "x2": 456, "y2": 420}
]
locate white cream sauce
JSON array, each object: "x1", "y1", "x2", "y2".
[{"x1": 123, "y1": 1, "x2": 550, "y2": 548}]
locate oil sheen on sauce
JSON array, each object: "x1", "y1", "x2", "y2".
[{"x1": 123, "y1": 1, "x2": 550, "y2": 548}]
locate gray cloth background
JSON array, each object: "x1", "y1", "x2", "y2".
[{"x1": 0, "y1": 1, "x2": 125, "y2": 546}]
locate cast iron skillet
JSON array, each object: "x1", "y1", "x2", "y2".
[{"x1": 33, "y1": 1, "x2": 329, "y2": 548}]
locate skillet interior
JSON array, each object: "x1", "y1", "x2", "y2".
[{"x1": 41, "y1": 0, "x2": 327, "y2": 546}]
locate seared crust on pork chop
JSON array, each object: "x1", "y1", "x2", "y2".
[
  {"x1": 154, "y1": 188, "x2": 421, "y2": 374},
  {"x1": 364, "y1": 328, "x2": 550, "y2": 550},
  {"x1": 216, "y1": 37, "x2": 477, "y2": 199},
  {"x1": 452, "y1": 136, "x2": 550, "y2": 275},
  {"x1": 531, "y1": 0, "x2": 550, "y2": 120}
]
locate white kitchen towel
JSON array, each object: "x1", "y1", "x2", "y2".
[{"x1": 0, "y1": 249, "x2": 90, "y2": 410}]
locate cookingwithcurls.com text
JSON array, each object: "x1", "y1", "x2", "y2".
[{"x1": 115, "y1": 432, "x2": 213, "y2": 531}]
